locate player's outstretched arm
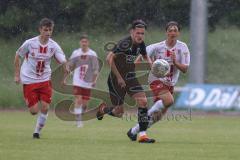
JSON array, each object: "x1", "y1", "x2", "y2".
[{"x1": 14, "y1": 54, "x2": 21, "y2": 84}]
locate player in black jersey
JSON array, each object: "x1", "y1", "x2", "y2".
[{"x1": 97, "y1": 20, "x2": 155, "y2": 143}]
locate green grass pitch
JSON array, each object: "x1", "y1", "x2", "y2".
[{"x1": 0, "y1": 111, "x2": 239, "y2": 160}]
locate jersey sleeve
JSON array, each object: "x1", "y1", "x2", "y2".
[
  {"x1": 16, "y1": 40, "x2": 29, "y2": 58},
  {"x1": 91, "y1": 52, "x2": 99, "y2": 73},
  {"x1": 54, "y1": 43, "x2": 67, "y2": 64},
  {"x1": 146, "y1": 44, "x2": 156, "y2": 58},
  {"x1": 69, "y1": 50, "x2": 78, "y2": 60},
  {"x1": 140, "y1": 42, "x2": 147, "y2": 56},
  {"x1": 180, "y1": 44, "x2": 190, "y2": 66}
]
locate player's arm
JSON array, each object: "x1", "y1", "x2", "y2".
[
  {"x1": 172, "y1": 45, "x2": 190, "y2": 73},
  {"x1": 92, "y1": 55, "x2": 100, "y2": 87},
  {"x1": 62, "y1": 51, "x2": 77, "y2": 85},
  {"x1": 134, "y1": 55, "x2": 143, "y2": 64},
  {"x1": 14, "y1": 40, "x2": 29, "y2": 84},
  {"x1": 173, "y1": 61, "x2": 188, "y2": 73},
  {"x1": 106, "y1": 51, "x2": 126, "y2": 88},
  {"x1": 140, "y1": 42, "x2": 152, "y2": 69},
  {"x1": 63, "y1": 62, "x2": 70, "y2": 84},
  {"x1": 171, "y1": 51, "x2": 188, "y2": 73},
  {"x1": 142, "y1": 54, "x2": 152, "y2": 69},
  {"x1": 54, "y1": 44, "x2": 69, "y2": 85},
  {"x1": 14, "y1": 54, "x2": 21, "y2": 84}
]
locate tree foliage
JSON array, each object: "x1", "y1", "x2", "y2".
[{"x1": 0, "y1": 0, "x2": 239, "y2": 38}]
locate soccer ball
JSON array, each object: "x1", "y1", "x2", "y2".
[{"x1": 151, "y1": 59, "x2": 170, "y2": 78}]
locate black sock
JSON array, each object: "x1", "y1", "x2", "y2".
[{"x1": 138, "y1": 107, "x2": 149, "y2": 132}]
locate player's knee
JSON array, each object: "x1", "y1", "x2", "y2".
[
  {"x1": 161, "y1": 93, "x2": 174, "y2": 108},
  {"x1": 29, "y1": 106, "x2": 39, "y2": 115},
  {"x1": 31, "y1": 111, "x2": 38, "y2": 115},
  {"x1": 30, "y1": 109, "x2": 38, "y2": 115}
]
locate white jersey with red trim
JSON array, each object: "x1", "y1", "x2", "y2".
[
  {"x1": 69, "y1": 48, "x2": 99, "y2": 89},
  {"x1": 16, "y1": 36, "x2": 66, "y2": 84},
  {"x1": 147, "y1": 40, "x2": 190, "y2": 86}
]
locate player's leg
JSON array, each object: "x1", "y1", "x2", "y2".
[
  {"x1": 96, "y1": 76, "x2": 125, "y2": 120},
  {"x1": 132, "y1": 91, "x2": 155, "y2": 143},
  {"x1": 147, "y1": 88, "x2": 174, "y2": 124},
  {"x1": 96, "y1": 99, "x2": 124, "y2": 119},
  {"x1": 129, "y1": 92, "x2": 173, "y2": 136},
  {"x1": 28, "y1": 104, "x2": 39, "y2": 115},
  {"x1": 23, "y1": 83, "x2": 42, "y2": 138},
  {"x1": 75, "y1": 88, "x2": 91, "y2": 127},
  {"x1": 73, "y1": 86, "x2": 84, "y2": 127},
  {"x1": 147, "y1": 81, "x2": 174, "y2": 127},
  {"x1": 33, "y1": 81, "x2": 52, "y2": 139},
  {"x1": 128, "y1": 80, "x2": 174, "y2": 138},
  {"x1": 23, "y1": 83, "x2": 39, "y2": 115},
  {"x1": 74, "y1": 95, "x2": 84, "y2": 127},
  {"x1": 32, "y1": 100, "x2": 49, "y2": 139}
]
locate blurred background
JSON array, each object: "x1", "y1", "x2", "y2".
[{"x1": 0, "y1": 0, "x2": 240, "y2": 109}]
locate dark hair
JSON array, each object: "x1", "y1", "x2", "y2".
[
  {"x1": 39, "y1": 18, "x2": 54, "y2": 28},
  {"x1": 131, "y1": 19, "x2": 147, "y2": 30},
  {"x1": 165, "y1": 21, "x2": 180, "y2": 31},
  {"x1": 80, "y1": 34, "x2": 89, "y2": 40}
]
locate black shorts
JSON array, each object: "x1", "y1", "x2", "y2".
[{"x1": 107, "y1": 74, "x2": 144, "y2": 106}]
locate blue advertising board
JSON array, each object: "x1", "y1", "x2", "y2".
[{"x1": 175, "y1": 84, "x2": 240, "y2": 110}]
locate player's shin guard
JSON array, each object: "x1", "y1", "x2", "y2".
[{"x1": 138, "y1": 107, "x2": 149, "y2": 132}]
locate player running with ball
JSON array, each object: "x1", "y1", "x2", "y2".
[
  {"x1": 96, "y1": 19, "x2": 156, "y2": 143},
  {"x1": 127, "y1": 21, "x2": 190, "y2": 141},
  {"x1": 14, "y1": 18, "x2": 68, "y2": 139}
]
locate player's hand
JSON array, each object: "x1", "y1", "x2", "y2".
[
  {"x1": 117, "y1": 77, "x2": 126, "y2": 88},
  {"x1": 14, "y1": 75, "x2": 20, "y2": 84}
]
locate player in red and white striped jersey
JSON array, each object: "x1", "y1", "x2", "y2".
[
  {"x1": 67, "y1": 35, "x2": 99, "y2": 127},
  {"x1": 127, "y1": 21, "x2": 190, "y2": 141},
  {"x1": 14, "y1": 18, "x2": 67, "y2": 139}
]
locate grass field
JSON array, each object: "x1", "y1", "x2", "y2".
[{"x1": 0, "y1": 111, "x2": 239, "y2": 160}]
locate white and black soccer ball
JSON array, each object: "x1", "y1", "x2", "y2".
[{"x1": 151, "y1": 59, "x2": 170, "y2": 78}]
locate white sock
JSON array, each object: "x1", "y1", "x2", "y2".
[
  {"x1": 74, "y1": 107, "x2": 83, "y2": 127},
  {"x1": 139, "y1": 131, "x2": 146, "y2": 137},
  {"x1": 148, "y1": 100, "x2": 163, "y2": 115},
  {"x1": 131, "y1": 124, "x2": 140, "y2": 135},
  {"x1": 34, "y1": 113, "x2": 48, "y2": 134},
  {"x1": 131, "y1": 100, "x2": 164, "y2": 135}
]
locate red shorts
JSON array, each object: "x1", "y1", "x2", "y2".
[
  {"x1": 73, "y1": 86, "x2": 91, "y2": 100},
  {"x1": 23, "y1": 81, "x2": 52, "y2": 108},
  {"x1": 149, "y1": 80, "x2": 174, "y2": 102}
]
